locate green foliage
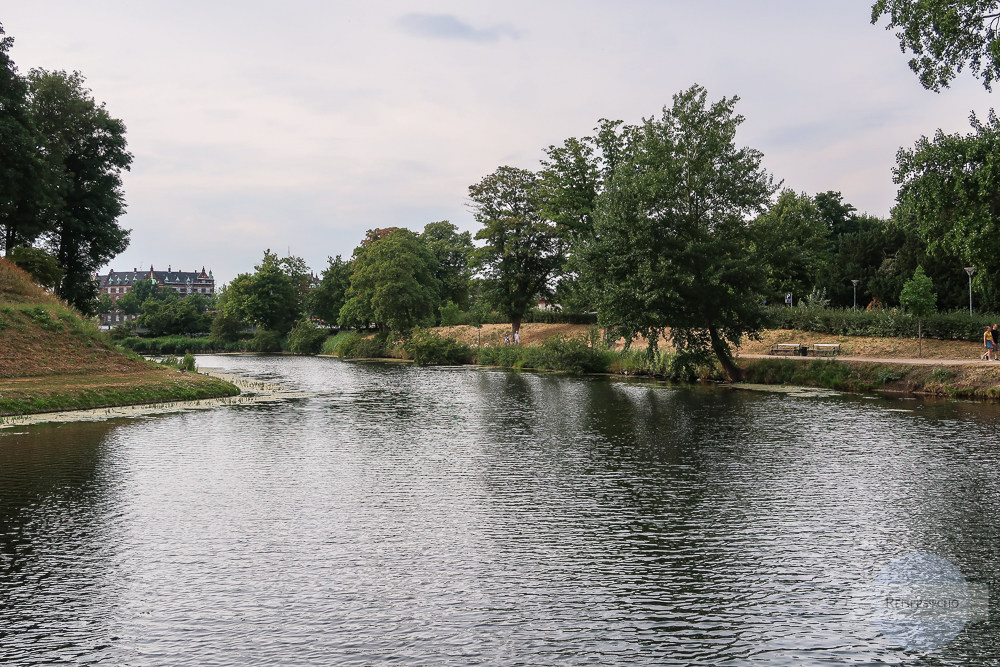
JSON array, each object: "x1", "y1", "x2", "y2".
[
  {"x1": 310, "y1": 255, "x2": 351, "y2": 325},
  {"x1": 224, "y1": 250, "x2": 300, "y2": 334},
  {"x1": 582, "y1": 85, "x2": 777, "y2": 380},
  {"x1": 209, "y1": 309, "x2": 244, "y2": 342},
  {"x1": 109, "y1": 320, "x2": 136, "y2": 340},
  {"x1": 801, "y1": 287, "x2": 831, "y2": 309},
  {"x1": 118, "y1": 336, "x2": 250, "y2": 354},
  {"x1": 26, "y1": 69, "x2": 132, "y2": 315},
  {"x1": 893, "y1": 111, "x2": 1000, "y2": 308},
  {"x1": 287, "y1": 319, "x2": 328, "y2": 355},
  {"x1": 476, "y1": 336, "x2": 613, "y2": 374},
  {"x1": 751, "y1": 190, "x2": 833, "y2": 303},
  {"x1": 900, "y1": 265, "x2": 938, "y2": 318},
  {"x1": 470, "y1": 166, "x2": 563, "y2": 332},
  {"x1": 0, "y1": 24, "x2": 48, "y2": 256},
  {"x1": 768, "y1": 305, "x2": 991, "y2": 340},
  {"x1": 249, "y1": 329, "x2": 285, "y2": 353},
  {"x1": 334, "y1": 331, "x2": 390, "y2": 359},
  {"x1": 339, "y1": 229, "x2": 440, "y2": 333},
  {"x1": 137, "y1": 297, "x2": 210, "y2": 336},
  {"x1": 7, "y1": 245, "x2": 62, "y2": 289},
  {"x1": 421, "y1": 221, "x2": 474, "y2": 310},
  {"x1": 871, "y1": 0, "x2": 1000, "y2": 91},
  {"x1": 180, "y1": 352, "x2": 197, "y2": 372},
  {"x1": 438, "y1": 300, "x2": 463, "y2": 326},
  {"x1": 404, "y1": 329, "x2": 474, "y2": 365},
  {"x1": 21, "y1": 306, "x2": 63, "y2": 331}
]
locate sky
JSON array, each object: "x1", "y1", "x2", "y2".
[{"x1": 3, "y1": 1, "x2": 996, "y2": 286}]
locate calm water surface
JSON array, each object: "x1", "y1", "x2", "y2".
[{"x1": 1, "y1": 355, "x2": 999, "y2": 665}]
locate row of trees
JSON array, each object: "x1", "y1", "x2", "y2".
[{"x1": 0, "y1": 23, "x2": 132, "y2": 314}]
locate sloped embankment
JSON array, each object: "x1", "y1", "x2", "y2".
[{"x1": 0, "y1": 259, "x2": 238, "y2": 416}]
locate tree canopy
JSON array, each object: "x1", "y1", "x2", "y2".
[
  {"x1": 339, "y1": 228, "x2": 440, "y2": 333},
  {"x1": 872, "y1": 0, "x2": 1000, "y2": 91},
  {"x1": 892, "y1": 109, "x2": 1000, "y2": 305},
  {"x1": 223, "y1": 250, "x2": 300, "y2": 334},
  {"x1": 582, "y1": 85, "x2": 777, "y2": 380},
  {"x1": 469, "y1": 166, "x2": 562, "y2": 334}
]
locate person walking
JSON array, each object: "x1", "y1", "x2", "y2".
[
  {"x1": 514, "y1": 330, "x2": 520, "y2": 345},
  {"x1": 984, "y1": 325, "x2": 994, "y2": 360},
  {"x1": 991, "y1": 324, "x2": 998, "y2": 360}
]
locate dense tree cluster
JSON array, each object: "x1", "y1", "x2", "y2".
[{"x1": 0, "y1": 23, "x2": 132, "y2": 314}]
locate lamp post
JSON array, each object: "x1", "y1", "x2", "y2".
[
  {"x1": 965, "y1": 266, "x2": 976, "y2": 316},
  {"x1": 851, "y1": 279, "x2": 859, "y2": 310}
]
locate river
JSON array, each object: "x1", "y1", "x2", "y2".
[{"x1": 1, "y1": 355, "x2": 998, "y2": 665}]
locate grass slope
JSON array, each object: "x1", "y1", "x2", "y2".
[{"x1": 0, "y1": 258, "x2": 239, "y2": 416}]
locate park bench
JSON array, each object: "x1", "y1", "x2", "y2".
[
  {"x1": 769, "y1": 343, "x2": 804, "y2": 356},
  {"x1": 808, "y1": 343, "x2": 841, "y2": 357}
]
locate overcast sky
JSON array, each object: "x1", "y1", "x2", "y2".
[{"x1": 4, "y1": 1, "x2": 995, "y2": 285}]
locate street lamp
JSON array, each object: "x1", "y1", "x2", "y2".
[
  {"x1": 851, "y1": 279, "x2": 859, "y2": 311},
  {"x1": 965, "y1": 266, "x2": 976, "y2": 316}
]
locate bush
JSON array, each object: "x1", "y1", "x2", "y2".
[
  {"x1": 249, "y1": 330, "x2": 285, "y2": 353},
  {"x1": 180, "y1": 352, "x2": 197, "y2": 372},
  {"x1": 335, "y1": 331, "x2": 390, "y2": 358},
  {"x1": 288, "y1": 319, "x2": 328, "y2": 355},
  {"x1": 404, "y1": 329, "x2": 473, "y2": 365},
  {"x1": 475, "y1": 336, "x2": 612, "y2": 374}
]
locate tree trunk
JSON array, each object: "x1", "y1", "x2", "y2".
[
  {"x1": 512, "y1": 314, "x2": 522, "y2": 336},
  {"x1": 709, "y1": 325, "x2": 743, "y2": 382}
]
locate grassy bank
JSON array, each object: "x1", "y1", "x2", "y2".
[
  {"x1": 0, "y1": 258, "x2": 240, "y2": 417},
  {"x1": 0, "y1": 370, "x2": 241, "y2": 417},
  {"x1": 740, "y1": 357, "x2": 1000, "y2": 398}
]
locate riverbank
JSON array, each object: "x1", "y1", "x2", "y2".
[
  {"x1": 0, "y1": 368, "x2": 241, "y2": 417},
  {"x1": 0, "y1": 258, "x2": 241, "y2": 417}
]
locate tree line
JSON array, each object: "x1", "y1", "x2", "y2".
[
  {"x1": 9, "y1": 5, "x2": 1000, "y2": 379},
  {"x1": 0, "y1": 23, "x2": 131, "y2": 314}
]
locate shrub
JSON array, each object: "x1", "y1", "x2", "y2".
[
  {"x1": 249, "y1": 330, "x2": 285, "y2": 353},
  {"x1": 180, "y1": 352, "x2": 197, "y2": 372},
  {"x1": 288, "y1": 319, "x2": 328, "y2": 355},
  {"x1": 335, "y1": 331, "x2": 390, "y2": 358},
  {"x1": 404, "y1": 328, "x2": 473, "y2": 365}
]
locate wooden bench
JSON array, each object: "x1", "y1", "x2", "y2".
[
  {"x1": 808, "y1": 343, "x2": 841, "y2": 357},
  {"x1": 769, "y1": 343, "x2": 804, "y2": 356}
]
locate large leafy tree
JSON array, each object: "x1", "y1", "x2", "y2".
[
  {"x1": 0, "y1": 23, "x2": 47, "y2": 255},
  {"x1": 223, "y1": 250, "x2": 299, "y2": 333},
  {"x1": 469, "y1": 166, "x2": 562, "y2": 334},
  {"x1": 310, "y1": 255, "x2": 352, "y2": 325},
  {"x1": 751, "y1": 190, "x2": 833, "y2": 304},
  {"x1": 872, "y1": 0, "x2": 1000, "y2": 91},
  {"x1": 419, "y1": 220, "x2": 474, "y2": 310},
  {"x1": 339, "y1": 228, "x2": 440, "y2": 333},
  {"x1": 538, "y1": 120, "x2": 637, "y2": 313},
  {"x1": 891, "y1": 109, "x2": 1000, "y2": 308},
  {"x1": 27, "y1": 69, "x2": 132, "y2": 314},
  {"x1": 582, "y1": 85, "x2": 777, "y2": 381}
]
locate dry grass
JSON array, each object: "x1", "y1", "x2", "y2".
[{"x1": 737, "y1": 329, "x2": 982, "y2": 360}]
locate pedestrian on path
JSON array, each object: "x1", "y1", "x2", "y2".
[{"x1": 983, "y1": 326, "x2": 994, "y2": 360}]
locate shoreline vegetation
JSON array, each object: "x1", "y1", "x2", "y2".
[{"x1": 117, "y1": 319, "x2": 1000, "y2": 400}]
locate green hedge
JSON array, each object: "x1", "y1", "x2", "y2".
[{"x1": 768, "y1": 306, "x2": 998, "y2": 340}]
